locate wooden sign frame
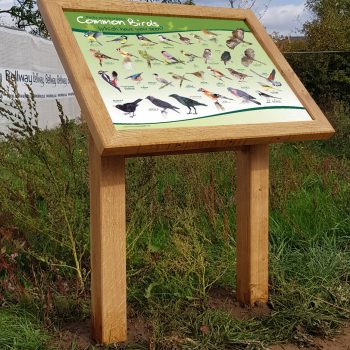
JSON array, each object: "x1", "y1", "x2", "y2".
[
  {"x1": 38, "y1": 0, "x2": 334, "y2": 345},
  {"x1": 38, "y1": 0, "x2": 333, "y2": 157}
]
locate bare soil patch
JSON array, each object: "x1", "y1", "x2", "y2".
[
  {"x1": 207, "y1": 286, "x2": 272, "y2": 319},
  {"x1": 268, "y1": 325, "x2": 350, "y2": 350}
]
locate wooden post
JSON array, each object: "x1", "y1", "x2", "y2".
[
  {"x1": 89, "y1": 134, "x2": 127, "y2": 344},
  {"x1": 236, "y1": 144, "x2": 269, "y2": 305}
]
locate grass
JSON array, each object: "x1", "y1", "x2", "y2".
[
  {"x1": 0, "y1": 85, "x2": 349, "y2": 349},
  {"x1": 0, "y1": 307, "x2": 50, "y2": 350}
]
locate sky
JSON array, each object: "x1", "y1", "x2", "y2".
[{"x1": 0, "y1": 0, "x2": 311, "y2": 35}]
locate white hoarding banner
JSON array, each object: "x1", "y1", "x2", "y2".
[
  {"x1": 0, "y1": 68, "x2": 74, "y2": 100},
  {"x1": 0, "y1": 25, "x2": 80, "y2": 133}
]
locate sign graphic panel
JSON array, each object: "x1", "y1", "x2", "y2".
[{"x1": 64, "y1": 12, "x2": 312, "y2": 130}]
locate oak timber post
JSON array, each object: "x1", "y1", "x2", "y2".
[
  {"x1": 236, "y1": 144, "x2": 269, "y2": 305},
  {"x1": 89, "y1": 134, "x2": 127, "y2": 344}
]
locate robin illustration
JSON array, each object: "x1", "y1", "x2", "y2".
[
  {"x1": 115, "y1": 99, "x2": 142, "y2": 117},
  {"x1": 256, "y1": 90, "x2": 282, "y2": 103},
  {"x1": 146, "y1": 96, "x2": 180, "y2": 115},
  {"x1": 251, "y1": 69, "x2": 282, "y2": 86},
  {"x1": 89, "y1": 49, "x2": 119, "y2": 66},
  {"x1": 221, "y1": 51, "x2": 231, "y2": 65},
  {"x1": 162, "y1": 51, "x2": 185, "y2": 64},
  {"x1": 226, "y1": 68, "x2": 252, "y2": 81},
  {"x1": 227, "y1": 87, "x2": 261, "y2": 105},
  {"x1": 180, "y1": 50, "x2": 200, "y2": 62},
  {"x1": 107, "y1": 35, "x2": 128, "y2": 45},
  {"x1": 169, "y1": 94, "x2": 207, "y2": 114},
  {"x1": 153, "y1": 73, "x2": 174, "y2": 89},
  {"x1": 207, "y1": 66, "x2": 232, "y2": 81},
  {"x1": 203, "y1": 49, "x2": 212, "y2": 64},
  {"x1": 168, "y1": 72, "x2": 192, "y2": 87},
  {"x1": 198, "y1": 88, "x2": 234, "y2": 111},
  {"x1": 98, "y1": 70, "x2": 121, "y2": 92},
  {"x1": 84, "y1": 31, "x2": 103, "y2": 46},
  {"x1": 125, "y1": 72, "x2": 143, "y2": 82},
  {"x1": 138, "y1": 50, "x2": 163, "y2": 68},
  {"x1": 178, "y1": 33, "x2": 192, "y2": 45},
  {"x1": 137, "y1": 34, "x2": 157, "y2": 45}
]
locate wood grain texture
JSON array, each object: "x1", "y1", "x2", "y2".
[
  {"x1": 37, "y1": 0, "x2": 334, "y2": 156},
  {"x1": 89, "y1": 134, "x2": 127, "y2": 343},
  {"x1": 236, "y1": 145, "x2": 269, "y2": 305}
]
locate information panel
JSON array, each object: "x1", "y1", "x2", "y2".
[{"x1": 64, "y1": 12, "x2": 312, "y2": 130}]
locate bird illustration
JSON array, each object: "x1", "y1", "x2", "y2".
[
  {"x1": 258, "y1": 82, "x2": 280, "y2": 91},
  {"x1": 84, "y1": 31, "x2": 103, "y2": 46},
  {"x1": 169, "y1": 94, "x2": 207, "y2": 114},
  {"x1": 153, "y1": 73, "x2": 174, "y2": 89},
  {"x1": 203, "y1": 49, "x2": 212, "y2": 64},
  {"x1": 107, "y1": 35, "x2": 128, "y2": 45},
  {"x1": 89, "y1": 49, "x2": 119, "y2": 66},
  {"x1": 116, "y1": 48, "x2": 138, "y2": 58},
  {"x1": 188, "y1": 71, "x2": 205, "y2": 79},
  {"x1": 137, "y1": 34, "x2": 157, "y2": 45},
  {"x1": 201, "y1": 29, "x2": 217, "y2": 38},
  {"x1": 207, "y1": 66, "x2": 232, "y2": 81},
  {"x1": 221, "y1": 51, "x2": 231, "y2": 65},
  {"x1": 116, "y1": 48, "x2": 138, "y2": 70},
  {"x1": 115, "y1": 99, "x2": 142, "y2": 117},
  {"x1": 125, "y1": 72, "x2": 143, "y2": 82},
  {"x1": 226, "y1": 68, "x2": 252, "y2": 81},
  {"x1": 227, "y1": 87, "x2": 261, "y2": 105},
  {"x1": 146, "y1": 96, "x2": 180, "y2": 115},
  {"x1": 168, "y1": 72, "x2": 192, "y2": 87},
  {"x1": 226, "y1": 37, "x2": 242, "y2": 50},
  {"x1": 256, "y1": 90, "x2": 282, "y2": 103},
  {"x1": 98, "y1": 70, "x2": 121, "y2": 92},
  {"x1": 162, "y1": 51, "x2": 185, "y2": 64},
  {"x1": 138, "y1": 50, "x2": 163, "y2": 68},
  {"x1": 198, "y1": 88, "x2": 234, "y2": 111},
  {"x1": 189, "y1": 33, "x2": 204, "y2": 42},
  {"x1": 250, "y1": 69, "x2": 282, "y2": 86},
  {"x1": 231, "y1": 29, "x2": 252, "y2": 45},
  {"x1": 158, "y1": 34, "x2": 180, "y2": 45},
  {"x1": 241, "y1": 48, "x2": 266, "y2": 67},
  {"x1": 226, "y1": 29, "x2": 252, "y2": 50},
  {"x1": 180, "y1": 50, "x2": 200, "y2": 62},
  {"x1": 178, "y1": 33, "x2": 192, "y2": 45}
]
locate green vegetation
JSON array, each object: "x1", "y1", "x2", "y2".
[
  {"x1": 1, "y1": 1, "x2": 349, "y2": 348},
  {"x1": 0, "y1": 307, "x2": 50, "y2": 350},
  {"x1": 0, "y1": 78, "x2": 349, "y2": 349}
]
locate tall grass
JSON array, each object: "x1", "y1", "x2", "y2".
[{"x1": 0, "y1": 81, "x2": 349, "y2": 348}]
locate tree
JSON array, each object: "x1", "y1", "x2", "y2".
[
  {"x1": 303, "y1": 0, "x2": 350, "y2": 50},
  {"x1": 0, "y1": 0, "x2": 48, "y2": 37}
]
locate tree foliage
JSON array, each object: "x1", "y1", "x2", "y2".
[
  {"x1": 303, "y1": 0, "x2": 350, "y2": 50},
  {"x1": 0, "y1": 0, "x2": 48, "y2": 37}
]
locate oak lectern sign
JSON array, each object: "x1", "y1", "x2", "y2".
[{"x1": 38, "y1": 0, "x2": 334, "y2": 345}]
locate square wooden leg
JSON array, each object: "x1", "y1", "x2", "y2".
[
  {"x1": 236, "y1": 144, "x2": 269, "y2": 305},
  {"x1": 89, "y1": 134, "x2": 127, "y2": 344}
]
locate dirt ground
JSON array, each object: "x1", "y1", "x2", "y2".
[
  {"x1": 53, "y1": 318, "x2": 350, "y2": 350},
  {"x1": 268, "y1": 327, "x2": 350, "y2": 350},
  {"x1": 52, "y1": 290, "x2": 350, "y2": 350}
]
